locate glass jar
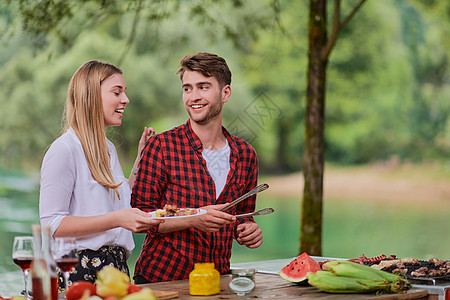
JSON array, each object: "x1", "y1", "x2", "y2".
[
  {"x1": 189, "y1": 263, "x2": 220, "y2": 296},
  {"x1": 230, "y1": 269, "x2": 255, "y2": 296}
]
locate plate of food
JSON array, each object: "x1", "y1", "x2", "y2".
[{"x1": 148, "y1": 204, "x2": 207, "y2": 220}]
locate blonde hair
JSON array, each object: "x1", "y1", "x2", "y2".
[{"x1": 63, "y1": 60, "x2": 123, "y2": 199}]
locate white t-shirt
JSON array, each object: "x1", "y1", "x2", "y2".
[
  {"x1": 202, "y1": 141, "x2": 231, "y2": 199},
  {"x1": 39, "y1": 128, "x2": 134, "y2": 258}
]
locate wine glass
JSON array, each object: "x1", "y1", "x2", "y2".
[
  {"x1": 52, "y1": 237, "x2": 79, "y2": 293},
  {"x1": 12, "y1": 236, "x2": 34, "y2": 299}
]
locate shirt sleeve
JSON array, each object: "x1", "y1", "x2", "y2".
[
  {"x1": 131, "y1": 136, "x2": 167, "y2": 235},
  {"x1": 234, "y1": 145, "x2": 259, "y2": 236},
  {"x1": 39, "y1": 140, "x2": 75, "y2": 237}
]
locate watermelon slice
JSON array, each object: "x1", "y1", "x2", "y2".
[{"x1": 279, "y1": 252, "x2": 321, "y2": 283}]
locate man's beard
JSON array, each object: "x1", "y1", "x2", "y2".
[{"x1": 188, "y1": 93, "x2": 223, "y2": 125}]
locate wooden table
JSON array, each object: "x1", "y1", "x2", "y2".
[{"x1": 139, "y1": 273, "x2": 429, "y2": 299}]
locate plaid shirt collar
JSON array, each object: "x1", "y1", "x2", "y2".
[{"x1": 184, "y1": 119, "x2": 239, "y2": 157}]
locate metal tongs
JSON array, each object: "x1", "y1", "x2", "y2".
[
  {"x1": 235, "y1": 207, "x2": 274, "y2": 218},
  {"x1": 219, "y1": 183, "x2": 269, "y2": 212}
]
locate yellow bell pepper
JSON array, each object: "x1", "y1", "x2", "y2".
[{"x1": 95, "y1": 266, "x2": 130, "y2": 298}]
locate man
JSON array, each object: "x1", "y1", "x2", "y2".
[{"x1": 131, "y1": 52, "x2": 263, "y2": 283}]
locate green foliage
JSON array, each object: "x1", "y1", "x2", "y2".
[
  {"x1": 0, "y1": 1, "x2": 260, "y2": 168},
  {"x1": 241, "y1": 0, "x2": 308, "y2": 171},
  {"x1": 0, "y1": 0, "x2": 449, "y2": 171},
  {"x1": 324, "y1": 0, "x2": 449, "y2": 163}
]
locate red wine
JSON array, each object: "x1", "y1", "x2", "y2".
[
  {"x1": 56, "y1": 258, "x2": 79, "y2": 272},
  {"x1": 32, "y1": 277, "x2": 45, "y2": 300},
  {"x1": 50, "y1": 276, "x2": 58, "y2": 300},
  {"x1": 13, "y1": 257, "x2": 32, "y2": 271}
]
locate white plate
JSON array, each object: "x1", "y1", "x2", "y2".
[{"x1": 147, "y1": 208, "x2": 207, "y2": 220}]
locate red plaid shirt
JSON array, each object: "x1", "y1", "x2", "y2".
[{"x1": 131, "y1": 120, "x2": 258, "y2": 282}]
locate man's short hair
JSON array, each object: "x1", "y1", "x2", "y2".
[{"x1": 177, "y1": 52, "x2": 231, "y2": 87}]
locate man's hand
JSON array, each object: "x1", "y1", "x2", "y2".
[
  {"x1": 235, "y1": 222, "x2": 263, "y2": 249},
  {"x1": 192, "y1": 204, "x2": 236, "y2": 232},
  {"x1": 157, "y1": 204, "x2": 236, "y2": 234}
]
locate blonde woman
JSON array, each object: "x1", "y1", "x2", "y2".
[{"x1": 39, "y1": 60, "x2": 163, "y2": 285}]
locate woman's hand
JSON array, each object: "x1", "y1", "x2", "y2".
[
  {"x1": 54, "y1": 208, "x2": 164, "y2": 237},
  {"x1": 137, "y1": 127, "x2": 155, "y2": 158},
  {"x1": 115, "y1": 208, "x2": 164, "y2": 233},
  {"x1": 129, "y1": 126, "x2": 156, "y2": 188}
]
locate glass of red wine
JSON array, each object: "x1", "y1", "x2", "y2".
[
  {"x1": 53, "y1": 237, "x2": 79, "y2": 293},
  {"x1": 12, "y1": 236, "x2": 34, "y2": 299}
]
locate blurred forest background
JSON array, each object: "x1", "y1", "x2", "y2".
[
  {"x1": 0, "y1": 1, "x2": 449, "y2": 293},
  {"x1": 1, "y1": 0, "x2": 449, "y2": 173}
]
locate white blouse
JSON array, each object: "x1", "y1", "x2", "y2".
[{"x1": 39, "y1": 128, "x2": 134, "y2": 258}]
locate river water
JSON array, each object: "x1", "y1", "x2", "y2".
[
  {"x1": 0, "y1": 174, "x2": 40, "y2": 297},
  {"x1": 0, "y1": 173, "x2": 298, "y2": 297},
  {"x1": 1, "y1": 173, "x2": 449, "y2": 297}
]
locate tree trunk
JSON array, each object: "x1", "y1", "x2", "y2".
[{"x1": 300, "y1": 0, "x2": 328, "y2": 256}]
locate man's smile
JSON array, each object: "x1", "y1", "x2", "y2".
[{"x1": 191, "y1": 104, "x2": 206, "y2": 109}]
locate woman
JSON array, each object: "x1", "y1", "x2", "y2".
[{"x1": 39, "y1": 60, "x2": 163, "y2": 285}]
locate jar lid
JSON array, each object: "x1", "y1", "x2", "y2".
[
  {"x1": 231, "y1": 268, "x2": 255, "y2": 274},
  {"x1": 229, "y1": 277, "x2": 255, "y2": 296},
  {"x1": 194, "y1": 262, "x2": 215, "y2": 268}
]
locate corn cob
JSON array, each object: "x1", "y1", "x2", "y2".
[
  {"x1": 323, "y1": 260, "x2": 408, "y2": 281},
  {"x1": 323, "y1": 260, "x2": 411, "y2": 291},
  {"x1": 322, "y1": 260, "x2": 387, "y2": 281},
  {"x1": 307, "y1": 271, "x2": 390, "y2": 293},
  {"x1": 308, "y1": 261, "x2": 411, "y2": 294},
  {"x1": 389, "y1": 279, "x2": 412, "y2": 294}
]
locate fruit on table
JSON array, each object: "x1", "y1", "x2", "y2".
[
  {"x1": 279, "y1": 252, "x2": 321, "y2": 283},
  {"x1": 95, "y1": 266, "x2": 130, "y2": 298},
  {"x1": 127, "y1": 284, "x2": 142, "y2": 294},
  {"x1": 66, "y1": 281, "x2": 97, "y2": 300},
  {"x1": 122, "y1": 288, "x2": 156, "y2": 300},
  {"x1": 307, "y1": 261, "x2": 411, "y2": 294},
  {"x1": 59, "y1": 266, "x2": 155, "y2": 300}
]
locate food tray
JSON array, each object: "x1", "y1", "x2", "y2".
[{"x1": 379, "y1": 260, "x2": 450, "y2": 285}]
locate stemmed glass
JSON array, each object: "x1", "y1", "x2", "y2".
[
  {"x1": 12, "y1": 236, "x2": 34, "y2": 299},
  {"x1": 52, "y1": 237, "x2": 79, "y2": 293}
]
